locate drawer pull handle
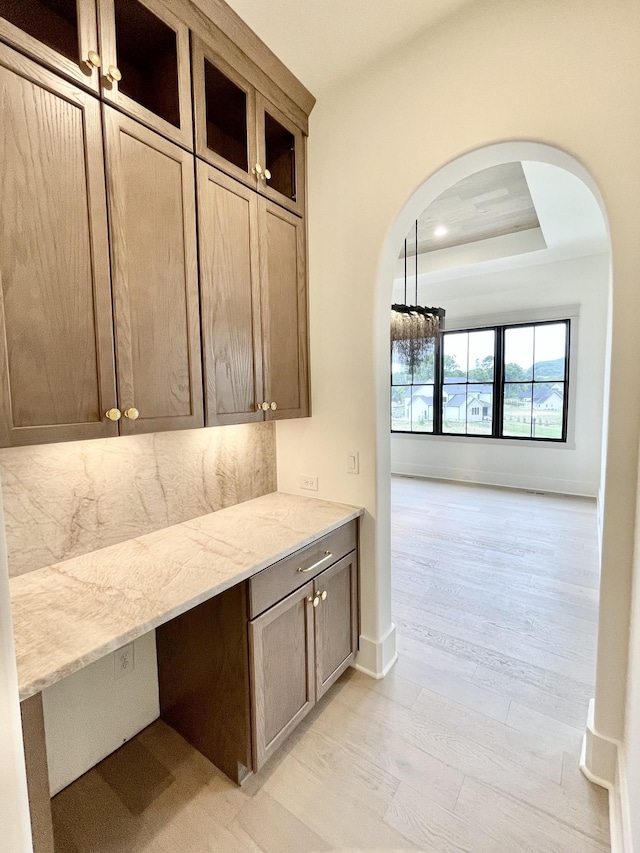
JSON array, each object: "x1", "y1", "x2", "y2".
[{"x1": 297, "y1": 551, "x2": 332, "y2": 573}]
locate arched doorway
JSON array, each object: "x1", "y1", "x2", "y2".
[{"x1": 374, "y1": 141, "x2": 618, "y2": 788}]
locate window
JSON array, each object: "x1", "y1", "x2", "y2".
[{"x1": 391, "y1": 319, "x2": 570, "y2": 441}]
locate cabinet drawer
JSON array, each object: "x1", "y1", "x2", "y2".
[{"x1": 248, "y1": 520, "x2": 357, "y2": 618}]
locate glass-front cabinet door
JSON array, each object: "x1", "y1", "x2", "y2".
[
  {"x1": 256, "y1": 93, "x2": 305, "y2": 217},
  {"x1": 192, "y1": 36, "x2": 256, "y2": 187},
  {"x1": 0, "y1": 0, "x2": 100, "y2": 91},
  {"x1": 193, "y1": 35, "x2": 305, "y2": 217},
  {"x1": 97, "y1": 0, "x2": 192, "y2": 148}
]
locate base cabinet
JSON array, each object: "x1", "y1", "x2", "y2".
[
  {"x1": 249, "y1": 580, "x2": 315, "y2": 770},
  {"x1": 156, "y1": 521, "x2": 359, "y2": 782},
  {"x1": 250, "y1": 551, "x2": 359, "y2": 771},
  {"x1": 314, "y1": 553, "x2": 359, "y2": 702}
]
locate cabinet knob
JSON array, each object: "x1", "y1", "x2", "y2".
[
  {"x1": 313, "y1": 596, "x2": 320, "y2": 608},
  {"x1": 270, "y1": 401, "x2": 277, "y2": 411},
  {"x1": 85, "y1": 50, "x2": 101, "y2": 69},
  {"x1": 261, "y1": 401, "x2": 270, "y2": 411},
  {"x1": 263, "y1": 168, "x2": 271, "y2": 181},
  {"x1": 105, "y1": 64, "x2": 122, "y2": 83},
  {"x1": 105, "y1": 407, "x2": 121, "y2": 421},
  {"x1": 321, "y1": 590, "x2": 327, "y2": 601},
  {"x1": 124, "y1": 407, "x2": 139, "y2": 420},
  {"x1": 252, "y1": 164, "x2": 263, "y2": 177}
]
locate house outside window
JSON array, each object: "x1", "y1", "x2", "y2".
[{"x1": 391, "y1": 319, "x2": 570, "y2": 441}]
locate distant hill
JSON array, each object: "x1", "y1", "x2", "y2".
[{"x1": 526, "y1": 358, "x2": 565, "y2": 381}]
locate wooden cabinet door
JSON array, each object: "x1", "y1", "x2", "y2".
[
  {"x1": 249, "y1": 581, "x2": 315, "y2": 771},
  {"x1": 0, "y1": 45, "x2": 118, "y2": 447},
  {"x1": 0, "y1": 0, "x2": 100, "y2": 92},
  {"x1": 98, "y1": 0, "x2": 192, "y2": 148},
  {"x1": 256, "y1": 93, "x2": 305, "y2": 218},
  {"x1": 192, "y1": 35, "x2": 257, "y2": 190},
  {"x1": 314, "y1": 552, "x2": 359, "y2": 702},
  {"x1": 104, "y1": 107, "x2": 203, "y2": 436},
  {"x1": 197, "y1": 163, "x2": 264, "y2": 425},
  {"x1": 259, "y1": 199, "x2": 309, "y2": 420}
]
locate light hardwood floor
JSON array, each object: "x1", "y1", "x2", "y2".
[{"x1": 51, "y1": 476, "x2": 609, "y2": 851}]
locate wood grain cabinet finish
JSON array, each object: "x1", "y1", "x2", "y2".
[
  {"x1": 249, "y1": 580, "x2": 316, "y2": 771},
  {"x1": 250, "y1": 535, "x2": 358, "y2": 772},
  {"x1": 157, "y1": 584, "x2": 253, "y2": 786},
  {"x1": 197, "y1": 162, "x2": 309, "y2": 424},
  {"x1": 256, "y1": 92, "x2": 305, "y2": 218},
  {"x1": 97, "y1": 0, "x2": 193, "y2": 148},
  {"x1": 156, "y1": 523, "x2": 359, "y2": 783},
  {"x1": 259, "y1": 199, "x2": 309, "y2": 420},
  {"x1": 0, "y1": 0, "x2": 311, "y2": 447},
  {"x1": 0, "y1": 44, "x2": 118, "y2": 446},
  {"x1": 193, "y1": 35, "x2": 306, "y2": 217},
  {"x1": 104, "y1": 107, "x2": 204, "y2": 436},
  {"x1": 248, "y1": 520, "x2": 357, "y2": 619},
  {"x1": 0, "y1": 0, "x2": 101, "y2": 92},
  {"x1": 197, "y1": 162, "x2": 264, "y2": 425},
  {"x1": 314, "y1": 552, "x2": 359, "y2": 702}
]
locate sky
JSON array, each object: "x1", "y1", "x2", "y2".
[{"x1": 444, "y1": 323, "x2": 566, "y2": 374}]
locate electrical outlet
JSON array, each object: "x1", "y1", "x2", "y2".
[
  {"x1": 300, "y1": 474, "x2": 318, "y2": 491},
  {"x1": 114, "y1": 643, "x2": 134, "y2": 680},
  {"x1": 346, "y1": 451, "x2": 359, "y2": 474}
]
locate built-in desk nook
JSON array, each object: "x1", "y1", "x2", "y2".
[{"x1": 11, "y1": 493, "x2": 362, "y2": 852}]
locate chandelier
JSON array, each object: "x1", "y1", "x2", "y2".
[{"x1": 391, "y1": 221, "x2": 445, "y2": 371}]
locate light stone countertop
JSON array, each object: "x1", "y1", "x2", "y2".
[{"x1": 10, "y1": 492, "x2": 363, "y2": 701}]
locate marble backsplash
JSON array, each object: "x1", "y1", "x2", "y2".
[{"x1": 0, "y1": 422, "x2": 276, "y2": 577}]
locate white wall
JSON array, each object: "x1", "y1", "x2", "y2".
[
  {"x1": 43, "y1": 633, "x2": 159, "y2": 795},
  {"x1": 390, "y1": 253, "x2": 609, "y2": 496},
  {"x1": 275, "y1": 0, "x2": 640, "y2": 819}
]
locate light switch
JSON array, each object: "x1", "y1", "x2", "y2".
[{"x1": 347, "y1": 451, "x2": 359, "y2": 474}]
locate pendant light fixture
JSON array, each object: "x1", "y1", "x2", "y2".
[{"x1": 391, "y1": 220, "x2": 445, "y2": 371}]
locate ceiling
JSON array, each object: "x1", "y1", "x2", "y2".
[
  {"x1": 221, "y1": 0, "x2": 481, "y2": 96},
  {"x1": 404, "y1": 163, "x2": 540, "y2": 256},
  {"x1": 393, "y1": 160, "x2": 609, "y2": 292}
]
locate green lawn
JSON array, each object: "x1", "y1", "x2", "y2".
[
  {"x1": 392, "y1": 404, "x2": 563, "y2": 439},
  {"x1": 503, "y1": 403, "x2": 562, "y2": 439}
]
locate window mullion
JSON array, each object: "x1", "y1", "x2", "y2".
[
  {"x1": 434, "y1": 334, "x2": 443, "y2": 434},
  {"x1": 494, "y1": 326, "x2": 504, "y2": 437}
]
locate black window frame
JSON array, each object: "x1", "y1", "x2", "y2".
[{"x1": 391, "y1": 318, "x2": 571, "y2": 443}]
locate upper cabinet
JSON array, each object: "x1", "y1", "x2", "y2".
[
  {"x1": 197, "y1": 163, "x2": 309, "y2": 426},
  {"x1": 259, "y1": 200, "x2": 309, "y2": 420},
  {"x1": 193, "y1": 36, "x2": 305, "y2": 217},
  {"x1": 0, "y1": 0, "x2": 101, "y2": 91},
  {"x1": 97, "y1": 0, "x2": 193, "y2": 148},
  {"x1": 0, "y1": 43, "x2": 117, "y2": 446},
  {"x1": 104, "y1": 108, "x2": 204, "y2": 436},
  {"x1": 0, "y1": 0, "x2": 313, "y2": 447}
]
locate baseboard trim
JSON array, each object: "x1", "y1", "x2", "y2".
[
  {"x1": 390, "y1": 463, "x2": 596, "y2": 498},
  {"x1": 580, "y1": 699, "x2": 632, "y2": 853},
  {"x1": 581, "y1": 698, "x2": 617, "y2": 787},
  {"x1": 606, "y1": 750, "x2": 633, "y2": 853},
  {"x1": 355, "y1": 623, "x2": 397, "y2": 678}
]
